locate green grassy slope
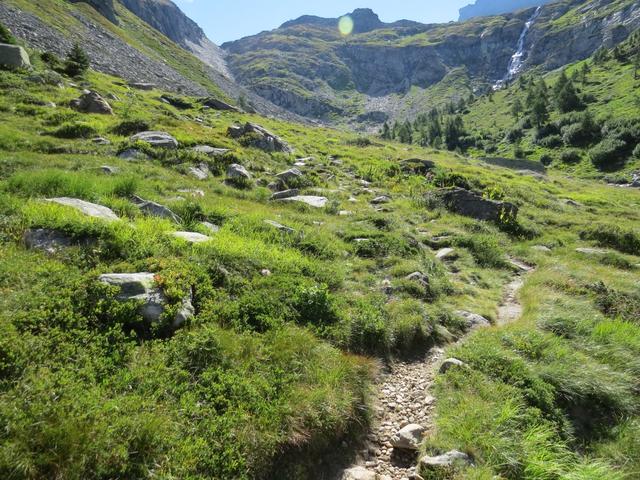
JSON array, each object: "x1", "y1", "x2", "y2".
[{"x1": 0, "y1": 46, "x2": 639, "y2": 479}]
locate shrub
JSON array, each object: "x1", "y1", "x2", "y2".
[
  {"x1": 52, "y1": 122, "x2": 97, "y2": 139},
  {"x1": 348, "y1": 298, "x2": 389, "y2": 354},
  {"x1": 111, "y1": 177, "x2": 139, "y2": 198},
  {"x1": 111, "y1": 119, "x2": 151, "y2": 136},
  {"x1": 538, "y1": 135, "x2": 563, "y2": 148},
  {"x1": 589, "y1": 138, "x2": 627, "y2": 169},
  {"x1": 506, "y1": 128, "x2": 523, "y2": 143},
  {"x1": 455, "y1": 234, "x2": 506, "y2": 268},
  {"x1": 580, "y1": 224, "x2": 640, "y2": 255},
  {"x1": 40, "y1": 51, "x2": 61, "y2": 69},
  {"x1": 599, "y1": 252, "x2": 635, "y2": 270},
  {"x1": 0, "y1": 22, "x2": 16, "y2": 44},
  {"x1": 560, "y1": 150, "x2": 582, "y2": 164},
  {"x1": 540, "y1": 154, "x2": 553, "y2": 166},
  {"x1": 432, "y1": 170, "x2": 471, "y2": 190}
]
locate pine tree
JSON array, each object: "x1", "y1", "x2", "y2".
[
  {"x1": 530, "y1": 96, "x2": 549, "y2": 127},
  {"x1": 65, "y1": 43, "x2": 90, "y2": 77},
  {"x1": 511, "y1": 98, "x2": 523, "y2": 119},
  {"x1": 380, "y1": 122, "x2": 391, "y2": 140},
  {"x1": 555, "y1": 74, "x2": 582, "y2": 113}
]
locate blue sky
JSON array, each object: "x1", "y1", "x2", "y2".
[{"x1": 173, "y1": 1, "x2": 471, "y2": 44}]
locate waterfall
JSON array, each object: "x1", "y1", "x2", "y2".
[{"x1": 493, "y1": 6, "x2": 542, "y2": 90}]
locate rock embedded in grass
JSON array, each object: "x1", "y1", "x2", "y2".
[
  {"x1": 277, "y1": 195, "x2": 328, "y2": 208},
  {"x1": 276, "y1": 168, "x2": 303, "y2": 182},
  {"x1": 192, "y1": 145, "x2": 230, "y2": 157},
  {"x1": 170, "y1": 232, "x2": 212, "y2": 243},
  {"x1": 70, "y1": 91, "x2": 113, "y2": 115},
  {"x1": 0, "y1": 43, "x2": 31, "y2": 69},
  {"x1": 270, "y1": 189, "x2": 299, "y2": 200},
  {"x1": 371, "y1": 195, "x2": 391, "y2": 205},
  {"x1": 130, "y1": 131, "x2": 178, "y2": 149},
  {"x1": 435, "y1": 248, "x2": 457, "y2": 260},
  {"x1": 117, "y1": 148, "x2": 149, "y2": 161},
  {"x1": 131, "y1": 195, "x2": 182, "y2": 223},
  {"x1": 419, "y1": 451, "x2": 472, "y2": 474},
  {"x1": 227, "y1": 122, "x2": 293, "y2": 153},
  {"x1": 23, "y1": 228, "x2": 88, "y2": 254},
  {"x1": 439, "y1": 358, "x2": 466, "y2": 374},
  {"x1": 98, "y1": 272, "x2": 193, "y2": 328},
  {"x1": 226, "y1": 163, "x2": 251, "y2": 180},
  {"x1": 439, "y1": 187, "x2": 518, "y2": 222},
  {"x1": 46, "y1": 197, "x2": 119, "y2": 222},
  {"x1": 188, "y1": 163, "x2": 210, "y2": 180},
  {"x1": 455, "y1": 310, "x2": 490, "y2": 329},
  {"x1": 264, "y1": 219, "x2": 295, "y2": 234},
  {"x1": 576, "y1": 247, "x2": 608, "y2": 255}
]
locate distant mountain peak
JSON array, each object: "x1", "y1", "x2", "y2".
[
  {"x1": 280, "y1": 8, "x2": 384, "y2": 34},
  {"x1": 459, "y1": 0, "x2": 558, "y2": 21}
]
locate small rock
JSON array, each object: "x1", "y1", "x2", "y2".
[
  {"x1": 439, "y1": 358, "x2": 466, "y2": 374},
  {"x1": 342, "y1": 466, "x2": 377, "y2": 480},
  {"x1": 260, "y1": 269, "x2": 272, "y2": 277},
  {"x1": 192, "y1": 145, "x2": 230, "y2": 157},
  {"x1": 201, "y1": 222, "x2": 220, "y2": 233},
  {"x1": 276, "y1": 168, "x2": 303, "y2": 182},
  {"x1": 455, "y1": 310, "x2": 490, "y2": 329},
  {"x1": 91, "y1": 136, "x2": 111, "y2": 145},
  {"x1": 188, "y1": 163, "x2": 210, "y2": 180},
  {"x1": 117, "y1": 148, "x2": 148, "y2": 161},
  {"x1": 130, "y1": 131, "x2": 178, "y2": 149},
  {"x1": 171, "y1": 232, "x2": 211, "y2": 243},
  {"x1": 129, "y1": 82, "x2": 156, "y2": 90},
  {"x1": 420, "y1": 450, "x2": 472, "y2": 473},
  {"x1": 532, "y1": 245, "x2": 551, "y2": 252},
  {"x1": 278, "y1": 195, "x2": 328, "y2": 208},
  {"x1": 371, "y1": 195, "x2": 391, "y2": 205},
  {"x1": 23, "y1": 228, "x2": 76, "y2": 254},
  {"x1": 576, "y1": 247, "x2": 608, "y2": 255},
  {"x1": 270, "y1": 189, "x2": 299, "y2": 200},
  {"x1": 391, "y1": 424, "x2": 425, "y2": 451},
  {"x1": 100, "y1": 165, "x2": 118, "y2": 175},
  {"x1": 436, "y1": 248, "x2": 457, "y2": 260}
]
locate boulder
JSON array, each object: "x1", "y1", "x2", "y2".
[
  {"x1": 130, "y1": 131, "x2": 178, "y2": 149},
  {"x1": 439, "y1": 187, "x2": 518, "y2": 222},
  {"x1": 420, "y1": 451, "x2": 472, "y2": 475},
  {"x1": 391, "y1": 424, "x2": 426, "y2": 451},
  {"x1": 98, "y1": 273, "x2": 193, "y2": 328},
  {"x1": 371, "y1": 195, "x2": 391, "y2": 205},
  {"x1": 192, "y1": 145, "x2": 230, "y2": 157},
  {"x1": 46, "y1": 197, "x2": 119, "y2": 222},
  {"x1": 202, "y1": 97, "x2": 241, "y2": 112},
  {"x1": 188, "y1": 163, "x2": 210, "y2": 180},
  {"x1": 24, "y1": 228, "x2": 75, "y2": 254},
  {"x1": 401, "y1": 158, "x2": 436, "y2": 174},
  {"x1": 227, "y1": 122, "x2": 293, "y2": 153},
  {"x1": 92, "y1": 136, "x2": 111, "y2": 145},
  {"x1": 264, "y1": 219, "x2": 295, "y2": 234},
  {"x1": 70, "y1": 91, "x2": 113, "y2": 115},
  {"x1": 455, "y1": 310, "x2": 490, "y2": 329},
  {"x1": 439, "y1": 358, "x2": 466, "y2": 374},
  {"x1": 405, "y1": 271, "x2": 430, "y2": 290},
  {"x1": 276, "y1": 168, "x2": 303, "y2": 182},
  {"x1": 226, "y1": 163, "x2": 251, "y2": 180},
  {"x1": 278, "y1": 196, "x2": 328, "y2": 208},
  {"x1": 436, "y1": 248, "x2": 457, "y2": 260},
  {"x1": 131, "y1": 195, "x2": 181, "y2": 223},
  {"x1": 0, "y1": 43, "x2": 31, "y2": 69},
  {"x1": 118, "y1": 148, "x2": 149, "y2": 161},
  {"x1": 270, "y1": 189, "x2": 299, "y2": 200},
  {"x1": 171, "y1": 232, "x2": 211, "y2": 243},
  {"x1": 342, "y1": 466, "x2": 377, "y2": 480}
]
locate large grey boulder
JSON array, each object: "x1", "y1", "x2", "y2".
[
  {"x1": 226, "y1": 163, "x2": 251, "y2": 180},
  {"x1": 276, "y1": 168, "x2": 303, "y2": 182},
  {"x1": 130, "y1": 131, "x2": 178, "y2": 149},
  {"x1": 0, "y1": 43, "x2": 30, "y2": 69},
  {"x1": 391, "y1": 423, "x2": 426, "y2": 451},
  {"x1": 202, "y1": 97, "x2": 241, "y2": 112},
  {"x1": 270, "y1": 189, "x2": 299, "y2": 200},
  {"x1": 455, "y1": 310, "x2": 490, "y2": 329},
  {"x1": 439, "y1": 187, "x2": 518, "y2": 222},
  {"x1": 278, "y1": 195, "x2": 328, "y2": 208},
  {"x1": 227, "y1": 122, "x2": 293, "y2": 153},
  {"x1": 131, "y1": 195, "x2": 181, "y2": 223},
  {"x1": 98, "y1": 273, "x2": 193, "y2": 328},
  {"x1": 70, "y1": 91, "x2": 113, "y2": 115},
  {"x1": 420, "y1": 450, "x2": 472, "y2": 475},
  {"x1": 46, "y1": 197, "x2": 119, "y2": 222},
  {"x1": 188, "y1": 163, "x2": 210, "y2": 180}
]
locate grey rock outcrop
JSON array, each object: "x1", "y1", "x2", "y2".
[
  {"x1": 227, "y1": 123, "x2": 293, "y2": 153},
  {"x1": 192, "y1": 145, "x2": 230, "y2": 157},
  {"x1": 130, "y1": 131, "x2": 178, "y2": 149},
  {"x1": 455, "y1": 310, "x2": 490, "y2": 329},
  {"x1": 188, "y1": 163, "x2": 210, "y2": 180},
  {"x1": 226, "y1": 164, "x2": 251, "y2": 180},
  {"x1": 131, "y1": 195, "x2": 182, "y2": 223},
  {"x1": 202, "y1": 97, "x2": 240, "y2": 111},
  {"x1": 98, "y1": 272, "x2": 193, "y2": 327},
  {"x1": 270, "y1": 189, "x2": 299, "y2": 200},
  {"x1": 0, "y1": 43, "x2": 30, "y2": 68},
  {"x1": 46, "y1": 197, "x2": 119, "y2": 222},
  {"x1": 439, "y1": 187, "x2": 518, "y2": 222},
  {"x1": 276, "y1": 168, "x2": 303, "y2": 182},
  {"x1": 70, "y1": 91, "x2": 113, "y2": 115}
]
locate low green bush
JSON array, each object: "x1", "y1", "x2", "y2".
[
  {"x1": 580, "y1": 224, "x2": 640, "y2": 255},
  {"x1": 589, "y1": 138, "x2": 627, "y2": 169},
  {"x1": 111, "y1": 119, "x2": 151, "y2": 136},
  {"x1": 455, "y1": 234, "x2": 506, "y2": 268},
  {"x1": 52, "y1": 122, "x2": 97, "y2": 139}
]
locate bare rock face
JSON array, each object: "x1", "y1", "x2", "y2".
[
  {"x1": 130, "y1": 131, "x2": 178, "y2": 149},
  {"x1": 46, "y1": 198, "x2": 119, "y2": 222},
  {"x1": 69, "y1": 0, "x2": 117, "y2": 23},
  {"x1": 438, "y1": 187, "x2": 518, "y2": 223},
  {"x1": 70, "y1": 91, "x2": 113, "y2": 115}
]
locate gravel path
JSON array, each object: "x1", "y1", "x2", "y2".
[{"x1": 342, "y1": 263, "x2": 534, "y2": 480}]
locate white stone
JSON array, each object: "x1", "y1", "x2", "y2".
[
  {"x1": 47, "y1": 197, "x2": 119, "y2": 222},
  {"x1": 278, "y1": 195, "x2": 328, "y2": 208}
]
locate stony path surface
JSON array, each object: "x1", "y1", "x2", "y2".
[{"x1": 342, "y1": 263, "x2": 534, "y2": 480}]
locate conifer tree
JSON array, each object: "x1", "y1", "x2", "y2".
[{"x1": 65, "y1": 43, "x2": 90, "y2": 77}]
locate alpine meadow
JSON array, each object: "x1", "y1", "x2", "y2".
[{"x1": 0, "y1": 0, "x2": 639, "y2": 479}]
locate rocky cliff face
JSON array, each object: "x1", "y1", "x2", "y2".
[
  {"x1": 459, "y1": 0, "x2": 559, "y2": 21},
  {"x1": 119, "y1": 0, "x2": 229, "y2": 77},
  {"x1": 224, "y1": 1, "x2": 640, "y2": 125}
]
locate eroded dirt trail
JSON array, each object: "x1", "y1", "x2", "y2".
[{"x1": 342, "y1": 264, "x2": 533, "y2": 480}]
